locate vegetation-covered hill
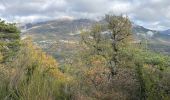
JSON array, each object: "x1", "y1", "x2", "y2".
[
  {"x1": 1, "y1": 15, "x2": 170, "y2": 100},
  {"x1": 0, "y1": 19, "x2": 71, "y2": 100}
]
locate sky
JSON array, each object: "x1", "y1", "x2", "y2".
[{"x1": 0, "y1": 0, "x2": 170, "y2": 30}]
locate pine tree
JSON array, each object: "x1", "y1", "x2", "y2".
[{"x1": 0, "y1": 19, "x2": 20, "y2": 62}]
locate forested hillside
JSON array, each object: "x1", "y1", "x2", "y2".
[
  {"x1": 0, "y1": 15, "x2": 170, "y2": 100},
  {"x1": 0, "y1": 20, "x2": 70, "y2": 100}
]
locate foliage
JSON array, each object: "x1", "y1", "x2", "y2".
[
  {"x1": 0, "y1": 38, "x2": 72, "y2": 100},
  {"x1": 0, "y1": 19, "x2": 20, "y2": 62},
  {"x1": 69, "y1": 15, "x2": 170, "y2": 100},
  {"x1": 81, "y1": 15, "x2": 132, "y2": 77},
  {"x1": 0, "y1": 16, "x2": 170, "y2": 100}
]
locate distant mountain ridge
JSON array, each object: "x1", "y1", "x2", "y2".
[
  {"x1": 19, "y1": 19, "x2": 170, "y2": 57},
  {"x1": 21, "y1": 19, "x2": 170, "y2": 37},
  {"x1": 160, "y1": 29, "x2": 170, "y2": 36}
]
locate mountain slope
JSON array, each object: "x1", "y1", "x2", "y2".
[{"x1": 20, "y1": 19, "x2": 170, "y2": 61}]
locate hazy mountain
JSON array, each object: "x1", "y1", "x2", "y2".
[
  {"x1": 20, "y1": 19, "x2": 170, "y2": 61},
  {"x1": 155, "y1": 29, "x2": 170, "y2": 42},
  {"x1": 160, "y1": 29, "x2": 170, "y2": 35},
  {"x1": 21, "y1": 19, "x2": 162, "y2": 40}
]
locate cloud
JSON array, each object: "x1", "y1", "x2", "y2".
[
  {"x1": 13, "y1": 15, "x2": 52, "y2": 23},
  {"x1": 0, "y1": 0, "x2": 170, "y2": 30},
  {"x1": 66, "y1": 0, "x2": 109, "y2": 13},
  {"x1": 0, "y1": 4, "x2": 5, "y2": 11}
]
